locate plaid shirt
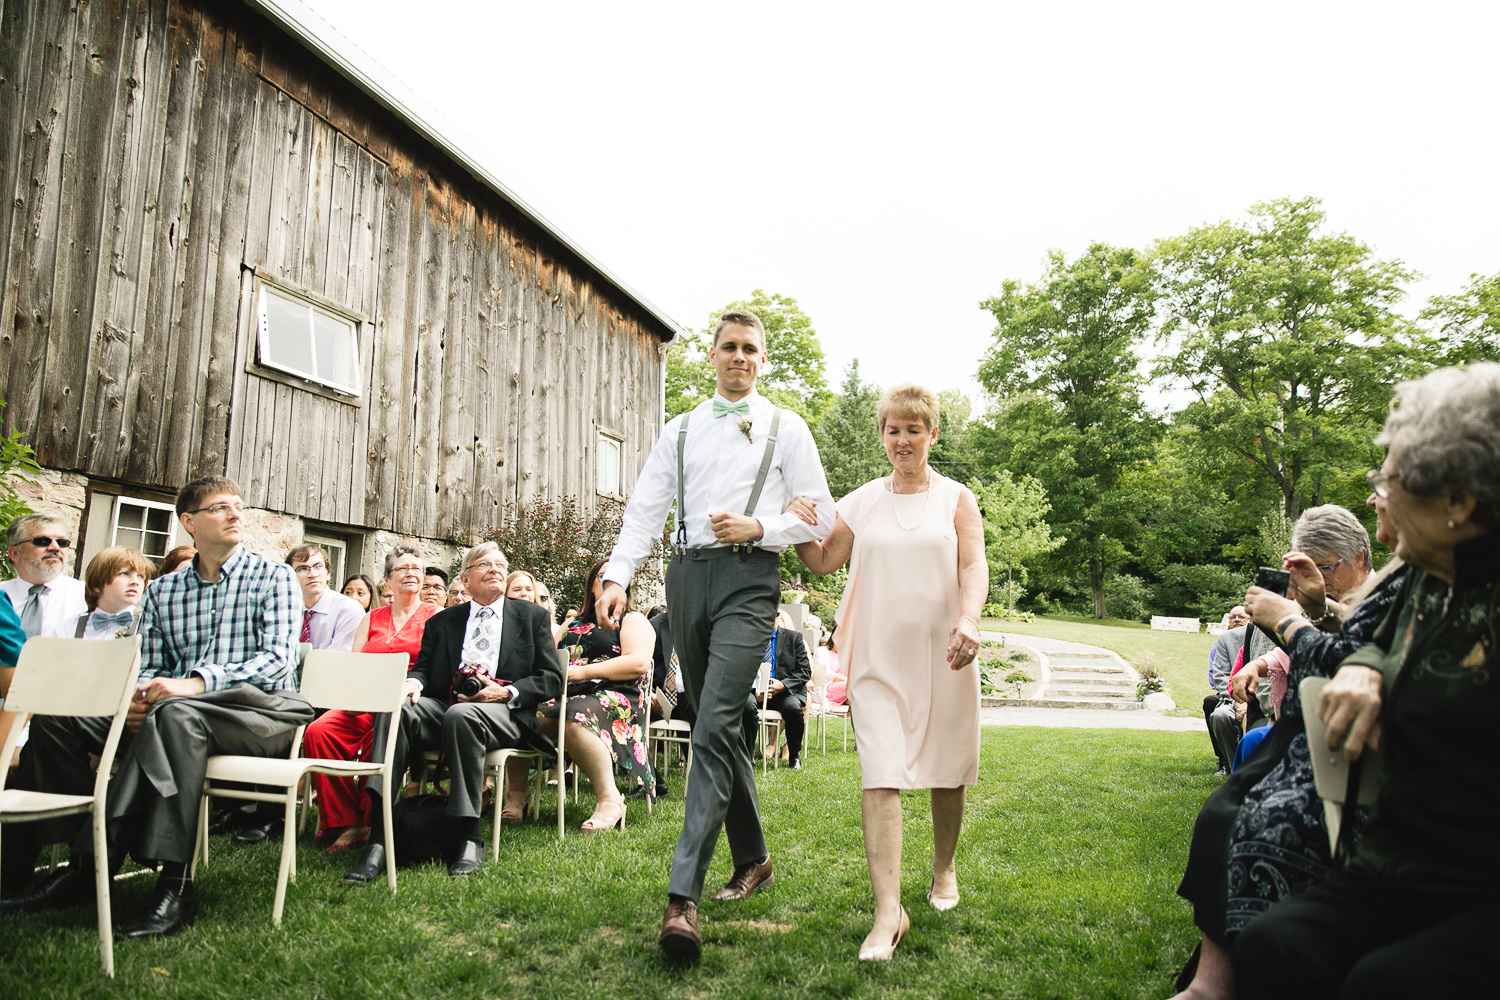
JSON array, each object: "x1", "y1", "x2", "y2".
[{"x1": 138, "y1": 545, "x2": 300, "y2": 692}]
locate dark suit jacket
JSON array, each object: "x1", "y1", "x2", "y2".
[
  {"x1": 407, "y1": 598, "x2": 562, "y2": 725},
  {"x1": 769, "y1": 626, "x2": 810, "y2": 701}
]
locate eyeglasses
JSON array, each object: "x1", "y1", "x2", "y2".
[
  {"x1": 293, "y1": 563, "x2": 327, "y2": 575},
  {"x1": 390, "y1": 564, "x2": 423, "y2": 576},
  {"x1": 23, "y1": 535, "x2": 71, "y2": 549},
  {"x1": 467, "y1": 560, "x2": 508, "y2": 573},
  {"x1": 186, "y1": 502, "x2": 247, "y2": 517},
  {"x1": 1314, "y1": 557, "x2": 1345, "y2": 574},
  {"x1": 1366, "y1": 469, "x2": 1400, "y2": 499}
]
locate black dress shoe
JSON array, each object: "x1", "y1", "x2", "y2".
[
  {"x1": 342, "y1": 843, "x2": 387, "y2": 886},
  {"x1": 0, "y1": 864, "x2": 94, "y2": 914},
  {"x1": 232, "y1": 819, "x2": 284, "y2": 846},
  {"x1": 447, "y1": 840, "x2": 483, "y2": 879},
  {"x1": 207, "y1": 807, "x2": 257, "y2": 836},
  {"x1": 788, "y1": 758, "x2": 802, "y2": 771},
  {"x1": 117, "y1": 882, "x2": 197, "y2": 940}
]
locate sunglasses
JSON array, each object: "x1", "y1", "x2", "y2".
[{"x1": 24, "y1": 536, "x2": 71, "y2": 549}]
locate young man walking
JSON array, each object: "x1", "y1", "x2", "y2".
[{"x1": 598, "y1": 310, "x2": 834, "y2": 960}]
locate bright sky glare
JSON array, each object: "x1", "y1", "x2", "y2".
[{"x1": 295, "y1": 0, "x2": 1500, "y2": 407}]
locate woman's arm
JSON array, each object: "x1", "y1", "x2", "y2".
[
  {"x1": 948, "y1": 487, "x2": 988, "y2": 668},
  {"x1": 568, "y1": 612, "x2": 653, "y2": 682},
  {"x1": 794, "y1": 515, "x2": 854, "y2": 576},
  {"x1": 351, "y1": 611, "x2": 373, "y2": 654}
]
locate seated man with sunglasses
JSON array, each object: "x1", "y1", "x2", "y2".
[
  {"x1": 2, "y1": 513, "x2": 88, "y2": 640},
  {"x1": 0, "y1": 477, "x2": 312, "y2": 940}
]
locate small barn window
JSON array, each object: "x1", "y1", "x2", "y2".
[
  {"x1": 111, "y1": 498, "x2": 181, "y2": 562},
  {"x1": 256, "y1": 284, "x2": 361, "y2": 395},
  {"x1": 597, "y1": 432, "x2": 623, "y2": 497}
]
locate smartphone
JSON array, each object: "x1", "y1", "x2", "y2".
[{"x1": 1255, "y1": 566, "x2": 1290, "y2": 596}]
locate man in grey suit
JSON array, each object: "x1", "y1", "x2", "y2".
[{"x1": 599, "y1": 310, "x2": 834, "y2": 961}]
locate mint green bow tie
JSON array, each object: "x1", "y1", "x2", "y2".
[{"x1": 712, "y1": 398, "x2": 750, "y2": 419}]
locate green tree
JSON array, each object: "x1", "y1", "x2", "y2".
[
  {"x1": 969, "y1": 470, "x2": 1062, "y2": 608},
  {"x1": 663, "y1": 330, "x2": 716, "y2": 419},
  {"x1": 1420, "y1": 270, "x2": 1500, "y2": 366},
  {"x1": 814, "y1": 360, "x2": 888, "y2": 502},
  {"x1": 978, "y1": 243, "x2": 1162, "y2": 618},
  {"x1": 929, "y1": 388, "x2": 985, "y2": 484},
  {"x1": 0, "y1": 401, "x2": 40, "y2": 579},
  {"x1": 1152, "y1": 197, "x2": 1424, "y2": 519}
]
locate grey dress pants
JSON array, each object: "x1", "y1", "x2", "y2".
[{"x1": 665, "y1": 547, "x2": 780, "y2": 902}]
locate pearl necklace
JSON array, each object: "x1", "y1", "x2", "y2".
[{"x1": 888, "y1": 470, "x2": 932, "y2": 531}]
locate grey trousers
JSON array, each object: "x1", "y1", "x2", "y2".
[
  {"x1": 365, "y1": 696, "x2": 538, "y2": 823},
  {"x1": 665, "y1": 547, "x2": 780, "y2": 901},
  {"x1": 16, "y1": 699, "x2": 299, "y2": 865}
]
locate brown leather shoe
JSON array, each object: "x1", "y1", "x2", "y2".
[
  {"x1": 710, "y1": 856, "x2": 774, "y2": 901},
  {"x1": 658, "y1": 898, "x2": 701, "y2": 961}
]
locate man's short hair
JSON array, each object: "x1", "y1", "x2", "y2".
[
  {"x1": 83, "y1": 545, "x2": 155, "y2": 611},
  {"x1": 176, "y1": 476, "x2": 241, "y2": 516},
  {"x1": 712, "y1": 309, "x2": 767, "y2": 349},
  {"x1": 424, "y1": 566, "x2": 449, "y2": 585},
  {"x1": 6, "y1": 511, "x2": 67, "y2": 548},
  {"x1": 285, "y1": 544, "x2": 329, "y2": 568},
  {"x1": 461, "y1": 541, "x2": 507, "y2": 575}
]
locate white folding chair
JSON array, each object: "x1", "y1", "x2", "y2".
[
  {"x1": 807, "y1": 654, "x2": 849, "y2": 753},
  {"x1": 756, "y1": 660, "x2": 783, "y2": 775},
  {"x1": 1300, "y1": 676, "x2": 1384, "y2": 854},
  {"x1": 192, "y1": 651, "x2": 409, "y2": 925},
  {"x1": 647, "y1": 678, "x2": 694, "y2": 798},
  {"x1": 0, "y1": 636, "x2": 143, "y2": 978},
  {"x1": 484, "y1": 648, "x2": 571, "y2": 849}
]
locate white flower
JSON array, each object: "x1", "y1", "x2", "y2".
[{"x1": 737, "y1": 418, "x2": 753, "y2": 442}]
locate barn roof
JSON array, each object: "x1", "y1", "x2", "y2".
[{"x1": 249, "y1": 0, "x2": 682, "y2": 341}]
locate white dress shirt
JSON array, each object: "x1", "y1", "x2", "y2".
[
  {"x1": 303, "y1": 589, "x2": 365, "y2": 651},
  {"x1": 1, "y1": 575, "x2": 88, "y2": 638},
  {"x1": 460, "y1": 596, "x2": 520, "y2": 703},
  {"x1": 80, "y1": 607, "x2": 139, "y2": 641},
  {"x1": 605, "y1": 391, "x2": 835, "y2": 588}
]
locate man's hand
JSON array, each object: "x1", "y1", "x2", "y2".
[
  {"x1": 1231, "y1": 667, "x2": 1258, "y2": 704},
  {"x1": 127, "y1": 676, "x2": 208, "y2": 731},
  {"x1": 1319, "y1": 664, "x2": 1385, "y2": 761},
  {"x1": 401, "y1": 678, "x2": 423, "y2": 704},
  {"x1": 709, "y1": 511, "x2": 764, "y2": 545},
  {"x1": 766, "y1": 678, "x2": 786, "y2": 697},
  {"x1": 598, "y1": 581, "x2": 629, "y2": 629},
  {"x1": 456, "y1": 675, "x2": 510, "y2": 705}
]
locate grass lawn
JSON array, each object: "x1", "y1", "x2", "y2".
[
  {"x1": 985, "y1": 616, "x2": 1218, "y2": 717},
  {"x1": 1, "y1": 727, "x2": 1212, "y2": 999}
]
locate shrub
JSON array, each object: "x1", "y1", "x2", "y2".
[
  {"x1": 484, "y1": 494, "x2": 663, "y2": 617},
  {"x1": 0, "y1": 401, "x2": 40, "y2": 580},
  {"x1": 1135, "y1": 654, "x2": 1167, "y2": 700},
  {"x1": 1152, "y1": 563, "x2": 1249, "y2": 622},
  {"x1": 1104, "y1": 573, "x2": 1152, "y2": 622}
]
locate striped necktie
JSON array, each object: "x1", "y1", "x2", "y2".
[
  {"x1": 300, "y1": 608, "x2": 315, "y2": 643},
  {"x1": 20, "y1": 583, "x2": 45, "y2": 638}
]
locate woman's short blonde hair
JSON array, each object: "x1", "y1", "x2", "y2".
[
  {"x1": 877, "y1": 383, "x2": 940, "y2": 432},
  {"x1": 84, "y1": 546, "x2": 154, "y2": 611}
]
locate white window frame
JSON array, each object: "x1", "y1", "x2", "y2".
[
  {"x1": 110, "y1": 497, "x2": 186, "y2": 563},
  {"x1": 255, "y1": 282, "x2": 362, "y2": 396},
  {"x1": 596, "y1": 431, "x2": 623, "y2": 498}
]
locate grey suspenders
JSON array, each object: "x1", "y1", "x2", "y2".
[{"x1": 674, "y1": 406, "x2": 784, "y2": 556}]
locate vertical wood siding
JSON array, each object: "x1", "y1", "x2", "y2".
[{"x1": 0, "y1": 0, "x2": 668, "y2": 540}]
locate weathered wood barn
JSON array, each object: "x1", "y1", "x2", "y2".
[{"x1": 0, "y1": 0, "x2": 679, "y2": 580}]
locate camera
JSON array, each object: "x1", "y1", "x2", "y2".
[
  {"x1": 1255, "y1": 566, "x2": 1290, "y2": 597},
  {"x1": 453, "y1": 664, "x2": 493, "y2": 699}
]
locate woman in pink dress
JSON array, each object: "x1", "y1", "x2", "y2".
[
  {"x1": 303, "y1": 546, "x2": 438, "y2": 850},
  {"x1": 794, "y1": 383, "x2": 988, "y2": 961}
]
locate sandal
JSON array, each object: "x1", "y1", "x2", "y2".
[
  {"x1": 927, "y1": 875, "x2": 960, "y2": 912},
  {"x1": 580, "y1": 799, "x2": 625, "y2": 833},
  {"x1": 326, "y1": 826, "x2": 371, "y2": 853},
  {"x1": 858, "y1": 907, "x2": 910, "y2": 961},
  {"x1": 500, "y1": 800, "x2": 530, "y2": 825}
]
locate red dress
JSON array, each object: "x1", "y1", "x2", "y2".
[{"x1": 303, "y1": 601, "x2": 438, "y2": 831}]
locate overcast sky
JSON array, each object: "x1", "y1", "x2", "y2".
[{"x1": 294, "y1": 0, "x2": 1500, "y2": 408}]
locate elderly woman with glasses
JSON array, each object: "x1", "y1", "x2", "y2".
[
  {"x1": 1230, "y1": 363, "x2": 1500, "y2": 1000},
  {"x1": 1170, "y1": 502, "x2": 1407, "y2": 999}
]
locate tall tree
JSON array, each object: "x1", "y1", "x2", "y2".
[
  {"x1": 1420, "y1": 270, "x2": 1500, "y2": 366},
  {"x1": 663, "y1": 330, "x2": 715, "y2": 418},
  {"x1": 978, "y1": 243, "x2": 1162, "y2": 618},
  {"x1": 969, "y1": 470, "x2": 1062, "y2": 607},
  {"x1": 1152, "y1": 197, "x2": 1424, "y2": 518},
  {"x1": 814, "y1": 360, "x2": 887, "y2": 501}
]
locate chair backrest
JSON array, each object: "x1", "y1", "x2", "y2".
[
  {"x1": 1, "y1": 636, "x2": 143, "y2": 794},
  {"x1": 298, "y1": 651, "x2": 410, "y2": 714},
  {"x1": 1298, "y1": 676, "x2": 1383, "y2": 806},
  {"x1": 810, "y1": 653, "x2": 828, "y2": 692}
]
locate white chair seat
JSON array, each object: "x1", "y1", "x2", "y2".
[
  {"x1": 204, "y1": 755, "x2": 382, "y2": 786},
  {"x1": 0, "y1": 789, "x2": 98, "y2": 817}
]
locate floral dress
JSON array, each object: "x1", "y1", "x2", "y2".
[{"x1": 539, "y1": 618, "x2": 655, "y2": 799}]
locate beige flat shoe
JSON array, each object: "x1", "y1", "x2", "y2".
[
  {"x1": 928, "y1": 876, "x2": 960, "y2": 912},
  {"x1": 858, "y1": 907, "x2": 910, "y2": 961}
]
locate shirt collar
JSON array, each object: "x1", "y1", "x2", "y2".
[
  {"x1": 468, "y1": 595, "x2": 505, "y2": 616},
  {"x1": 709, "y1": 389, "x2": 760, "y2": 408},
  {"x1": 192, "y1": 544, "x2": 246, "y2": 583}
]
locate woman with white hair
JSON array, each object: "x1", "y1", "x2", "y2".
[{"x1": 1234, "y1": 363, "x2": 1500, "y2": 999}]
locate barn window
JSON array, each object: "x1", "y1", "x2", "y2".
[
  {"x1": 597, "y1": 432, "x2": 623, "y2": 497},
  {"x1": 111, "y1": 497, "x2": 182, "y2": 563},
  {"x1": 256, "y1": 284, "x2": 361, "y2": 395}
]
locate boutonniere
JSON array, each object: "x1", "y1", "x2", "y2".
[
  {"x1": 115, "y1": 628, "x2": 131, "y2": 639},
  {"x1": 737, "y1": 417, "x2": 753, "y2": 443}
]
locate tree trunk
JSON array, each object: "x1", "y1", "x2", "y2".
[{"x1": 1090, "y1": 558, "x2": 1107, "y2": 619}]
